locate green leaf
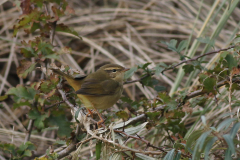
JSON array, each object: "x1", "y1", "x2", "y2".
[
  {"x1": 224, "y1": 148, "x2": 232, "y2": 160},
  {"x1": 199, "y1": 73, "x2": 208, "y2": 83},
  {"x1": 54, "y1": 140, "x2": 66, "y2": 145},
  {"x1": 0, "y1": 95, "x2": 8, "y2": 101},
  {"x1": 161, "y1": 39, "x2": 187, "y2": 59},
  {"x1": 135, "y1": 153, "x2": 157, "y2": 160},
  {"x1": 6, "y1": 86, "x2": 37, "y2": 102},
  {"x1": 109, "y1": 153, "x2": 122, "y2": 160},
  {"x1": 173, "y1": 151, "x2": 181, "y2": 160},
  {"x1": 166, "y1": 100, "x2": 177, "y2": 110},
  {"x1": 177, "y1": 40, "x2": 188, "y2": 52},
  {"x1": 223, "y1": 134, "x2": 236, "y2": 156},
  {"x1": 155, "y1": 65, "x2": 165, "y2": 76},
  {"x1": 41, "y1": 127, "x2": 59, "y2": 132},
  {"x1": 141, "y1": 76, "x2": 153, "y2": 87},
  {"x1": 121, "y1": 122, "x2": 148, "y2": 135},
  {"x1": 13, "y1": 9, "x2": 40, "y2": 36},
  {"x1": 48, "y1": 114, "x2": 73, "y2": 137},
  {"x1": 163, "y1": 149, "x2": 175, "y2": 160},
  {"x1": 23, "y1": 150, "x2": 32, "y2": 157},
  {"x1": 20, "y1": 47, "x2": 36, "y2": 58},
  {"x1": 204, "y1": 137, "x2": 217, "y2": 160},
  {"x1": 183, "y1": 64, "x2": 194, "y2": 74},
  {"x1": 124, "y1": 67, "x2": 137, "y2": 79},
  {"x1": 203, "y1": 77, "x2": 216, "y2": 92},
  {"x1": 40, "y1": 80, "x2": 56, "y2": 93},
  {"x1": 43, "y1": 54, "x2": 60, "y2": 60},
  {"x1": 116, "y1": 110, "x2": 129, "y2": 121},
  {"x1": 18, "y1": 141, "x2": 35, "y2": 154},
  {"x1": 13, "y1": 101, "x2": 31, "y2": 109},
  {"x1": 30, "y1": 22, "x2": 41, "y2": 33},
  {"x1": 186, "y1": 130, "x2": 203, "y2": 152},
  {"x1": 154, "y1": 86, "x2": 166, "y2": 92},
  {"x1": 96, "y1": 141, "x2": 102, "y2": 160},
  {"x1": 158, "y1": 92, "x2": 171, "y2": 103},
  {"x1": 141, "y1": 62, "x2": 152, "y2": 69},
  {"x1": 17, "y1": 60, "x2": 36, "y2": 79},
  {"x1": 75, "y1": 107, "x2": 83, "y2": 123},
  {"x1": 217, "y1": 118, "x2": 237, "y2": 132},
  {"x1": 38, "y1": 41, "x2": 54, "y2": 55},
  {"x1": 29, "y1": 110, "x2": 48, "y2": 129},
  {"x1": 1, "y1": 143, "x2": 16, "y2": 155},
  {"x1": 18, "y1": 143, "x2": 28, "y2": 152},
  {"x1": 201, "y1": 115, "x2": 207, "y2": 126},
  {"x1": 193, "y1": 130, "x2": 212, "y2": 160},
  {"x1": 121, "y1": 97, "x2": 133, "y2": 103},
  {"x1": 146, "y1": 111, "x2": 161, "y2": 120},
  {"x1": 225, "y1": 54, "x2": 238, "y2": 70},
  {"x1": 196, "y1": 37, "x2": 215, "y2": 48},
  {"x1": 28, "y1": 110, "x2": 39, "y2": 119},
  {"x1": 55, "y1": 23, "x2": 82, "y2": 39},
  {"x1": 197, "y1": 131, "x2": 212, "y2": 151},
  {"x1": 230, "y1": 122, "x2": 240, "y2": 139},
  {"x1": 164, "y1": 39, "x2": 178, "y2": 52},
  {"x1": 34, "y1": 115, "x2": 48, "y2": 129}
]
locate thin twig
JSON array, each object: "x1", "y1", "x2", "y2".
[
  {"x1": 57, "y1": 83, "x2": 75, "y2": 110},
  {"x1": 161, "y1": 45, "x2": 235, "y2": 73},
  {"x1": 125, "y1": 46, "x2": 235, "y2": 84},
  {"x1": 24, "y1": 99, "x2": 38, "y2": 143},
  {"x1": 57, "y1": 124, "x2": 83, "y2": 159},
  {"x1": 24, "y1": 119, "x2": 34, "y2": 143},
  {"x1": 45, "y1": 101, "x2": 64, "y2": 110},
  {"x1": 182, "y1": 77, "x2": 240, "y2": 104}
]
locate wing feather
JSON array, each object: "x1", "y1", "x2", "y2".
[{"x1": 75, "y1": 79, "x2": 120, "y2": 96}]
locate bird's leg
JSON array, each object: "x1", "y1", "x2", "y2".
[
  {"x1": 92, "y1": 107, "x2": 105, "y2": 128},
  {"x1": 86, "y1": 109, "x2": 93, "y2": 118}
]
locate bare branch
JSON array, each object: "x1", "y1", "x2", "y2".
[
  {"x1": 24, "y1": 119, "x2": 34, "y2": 143},
  {"x1": 125, "y1": 46, "x2": 235, "y2": 84},
  {"x1": 161, "y1": 45, "x2": 235, "y2": 73}
]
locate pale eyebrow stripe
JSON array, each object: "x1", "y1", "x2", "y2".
[{"x1": 104, "y1": 67, "x2": 121, "y2": 70}]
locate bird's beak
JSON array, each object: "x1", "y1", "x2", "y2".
[{"x1": 123, "y1": 68, "x2": 130, "y2": 72}]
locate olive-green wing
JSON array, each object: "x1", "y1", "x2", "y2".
[{"x1": 75, "y1": 79, "x2": 120, "y2": 96}]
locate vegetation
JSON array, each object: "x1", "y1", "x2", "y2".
[{"x1": 1, "y1": 0, "x2": 240, "y2": 159}]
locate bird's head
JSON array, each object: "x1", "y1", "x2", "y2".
[{"x1": 98, "y1": 64, "x2": 130, "y2": 82}]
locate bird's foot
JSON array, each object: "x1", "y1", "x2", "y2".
[
  {"x1": 86, "y1": 109, "x2": 94, "y2": 118},
  {"x1": 97, "y1": 120, "x2": 106, "y2": 129}
]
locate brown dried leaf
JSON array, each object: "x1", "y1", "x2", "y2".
[
  {"x1": 232, "y1": 67, "x2": 240, "y2": 75},
  {"x1": 45, "y1": 89, "x2": 56, "y2": 99},
  {"x1": 17, "y1": 60, "x2": 36, "y2": 78},
  {"x1": 182, "y1": 102, "x2": 193, "y2": 114},
  {"x1": 20, "y1": 0, "x2": 32, "y2": 14},
  {"x1": 65, "y1": 6, "x2": 75, "y2": 15}
]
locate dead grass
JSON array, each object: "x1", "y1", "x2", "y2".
[{"x1": 0, "y1": 0, "x2": 240, "y2": 158}]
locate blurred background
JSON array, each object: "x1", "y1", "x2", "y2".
[{"x1": 0, "y1": 0, "x2": 240, "y2": 158}]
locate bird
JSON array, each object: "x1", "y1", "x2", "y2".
[{"x1": 51, "y1": 64, "x2": 130, "y2": 127}]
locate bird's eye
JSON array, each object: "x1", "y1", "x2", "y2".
[{"x1": 112, "y1": 69, "x2": 117, "y2": 72}]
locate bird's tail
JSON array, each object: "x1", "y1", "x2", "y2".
[
  {"x1": 51, "y1": 68, "x2": 85, "y2": 91},
  {"x1": 51, "y1": 68, "x2": 73, "y2": 79}
]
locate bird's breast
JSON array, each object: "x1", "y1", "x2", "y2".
[{"x1": 77, "y1": 86, "x2": 123, "y2": 109}]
